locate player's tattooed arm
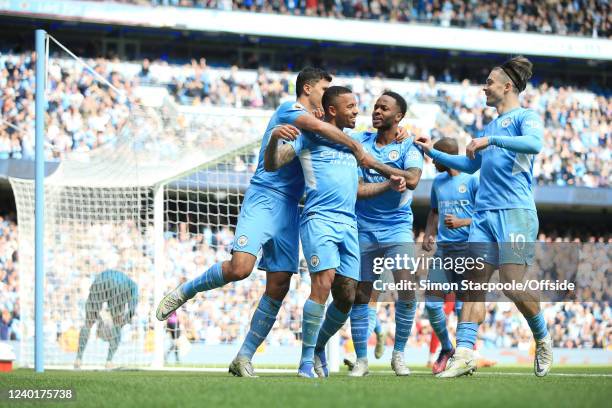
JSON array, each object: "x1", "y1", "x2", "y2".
[
  {"x1": 422, "y1": 209, "x2": 438, "y2": 251},
  {"x1": 357, "y1": 175, "x2": 406, "y2": 199},
  {"x1": 264, "y1": 125, "x2": 299, "y2": 171},
  {"x1": 367, "y1": 161, "x2": 423, "y2": 190},
  {"x1": 292, "y1": 114, "x2": 372, "y2": 168}
]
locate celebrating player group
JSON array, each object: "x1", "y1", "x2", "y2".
[{"x1": 156, "y1": 56, "x2": 553, "y2": 379}]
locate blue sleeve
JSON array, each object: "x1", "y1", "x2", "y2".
[
  {"x1": 277, "y1": 102, "x2": 308, "y2": 125},
  {"x1": 404, "y1": 143, "x2": 424, "y2": 170},
  {"x1": 428, "y1": 149, "x2": 482, "y2": 174},
  {"x1": 470, "y1": 176, "x2": 479, "y2": 203},
  {"x1": 430, "y1": 182, "x2": 438, "y2": 210},
  {"x1": 488, "y1": 111, "x2": 543, "y2": 154}
]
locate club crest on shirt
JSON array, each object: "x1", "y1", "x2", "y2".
[
  {"x1": 501, "y1": 117, "x2": 512, "y2": 128},
  {"x1": 310, "y1": 255, "x2": 320, "y2": 267},
  {"x1": 237, "y1": 235, "x2": 249, "y2": 247},
  {"x1": 458, "y1": 184, "x2": 467, "y2": 193},
  {"x1": 388, "y1": 150, "x2": 400, "y2": 161}
]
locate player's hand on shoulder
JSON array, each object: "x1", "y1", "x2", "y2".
[
  {"x1": 389, "y1": 175, "x2": 406, "y2": 192},
  {"x1": 466, "y1": 137, "x2": 489, "y2": 159},
  {"x1": 311, "y1": 107, "x2": 324, "y2": 120},
  {"x1": 394, "y1": 126, "x2": 412, "y2": 143},
  {"x1": 414, "y1": 135, "x2": 433, "y2": 153},
  {"x1": 272, "y1": 124, "x2": 300, "y2": 141}
]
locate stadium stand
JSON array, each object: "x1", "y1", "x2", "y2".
[
  {"x1": 0, "y1": 211, "x2": 609, "y2": 349},
  {"x1": 1, "y1": 53, "x2": 609, "y2": 187},
  {"x1": 84, "y1": 0, "x2": 611, "y2": 38}
]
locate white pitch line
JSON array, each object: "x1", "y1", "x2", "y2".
[
  {"x1": 43, "y1": 365, "x2": 612, "y2": 378},
  {"x1": 374, "y1": 370, "x2": 612, "y2": 378}
]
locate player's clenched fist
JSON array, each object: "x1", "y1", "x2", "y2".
[
  {"x1": 271, "y1": 124, "x2": 300, "y2": 141},
  {"x1": 421, "y1": 234, "x2": 435, "y2": 251},
  {"x1": 444, "y1": 214, "x2": 463, "y2": 229},
  {"x1": 389, "y1": 175, "x2": 406, "y2": 192}
]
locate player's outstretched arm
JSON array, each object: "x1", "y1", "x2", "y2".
[
  {"x1": 264, "y1": 125, "x2": 299, "y2": 171},
  {"x1": 357, "y1": 175, "x2": 406, "y2": 199},
  {"x1": 422, "y1": 208, "x2": 438, "y2": 251},
  {"x1": 292, "y1": 114, "x2": 370, "y2": 168},
  {"x1": 415, "y1": 136, "x2": 482, "y2": 174}
]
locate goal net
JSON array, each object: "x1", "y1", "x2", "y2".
[{"x1": 9, "y1": 38, "x2": 313, "y2": 369}]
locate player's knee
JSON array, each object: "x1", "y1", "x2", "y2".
[
  {"x1": 354, "y1": 282, "x2": 372, "y2": 304},
  {"x1": 265, "y1": 278, "x2": 291, "y2": 301},
  {"x1": 227, "y1": 259, "x2": 252, "y2": 281},
  {"x1": 502, "y1": 288, "x2": 523, "y2": 303}
]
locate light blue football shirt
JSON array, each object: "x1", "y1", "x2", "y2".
[
  {"x1": 477, "y1": 108, "x2": 543, "y2": 211},
  {"x1": 249, "y1": 101, "x2": 308, "y2": 202},
  {"x1": 430, "y1": 172, "x2": 478, "y2": 243},
  {"x1": 290, "y1": 130, "x2": 359, "y2": 227},
  {"x1": 355, "y1": 132, "x2": 424, "y2": 232}
]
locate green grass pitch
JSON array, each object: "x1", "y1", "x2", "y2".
[{"x1": 3, "y1": 366, "x2": 611, "y2": 408}]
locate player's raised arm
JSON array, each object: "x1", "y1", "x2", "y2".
[
  {"x1": 263, "y1": 125, "x2": 300, "y2": 171},
  {"x1": 357, "y1": 175, "x2": 406, "y2": 199},
  {"x1": 415, "y1": 136, "x2": 482, "y2": 174},
  {"x1": 292, "y1": 114, "x2": 370, "y2": 168}
]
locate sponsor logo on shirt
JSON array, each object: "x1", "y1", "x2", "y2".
[
  {"x1": 310, "y1": 255, "x2": 320, "y2": 267},
  {"x1": 388, "y1": 150, "x2": 400, "y2": 161},
  {"x1": 439, "y1": 199, "x2": 471, "y2": 208},
  {"x1": 236, "y1": 235, "x2": 249, "y2": 247}
]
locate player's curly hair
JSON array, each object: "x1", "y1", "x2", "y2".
[{"x1": 497, "y1": 56, "x2": 533, "y2": 93}]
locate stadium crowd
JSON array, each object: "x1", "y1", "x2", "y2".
[
  {"x1": 1, "y1": 52, "x2": 609, "y2": 187},
  {"x1": 95, "y1": 0, "x2": 611, "y2": 38},
  {"x1": 1, "y1": 212, "x2": 610, "y2": 353}
]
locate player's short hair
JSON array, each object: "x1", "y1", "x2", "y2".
[
  {"x1": 296, "y1": 67, "x2": 333, "y2": 97},
  {"x1": 381, "y1": 91, "x2": 407, "y2": 116},
  {"x1": 433, "y1": 137, "x2": 459, "y2": 155},
  {"x1": 322, "y1": 86, "x2": 353, "y2": 112},
  {"x1": 496, "y1": 56, "x2": 533, "y2": 93}
]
